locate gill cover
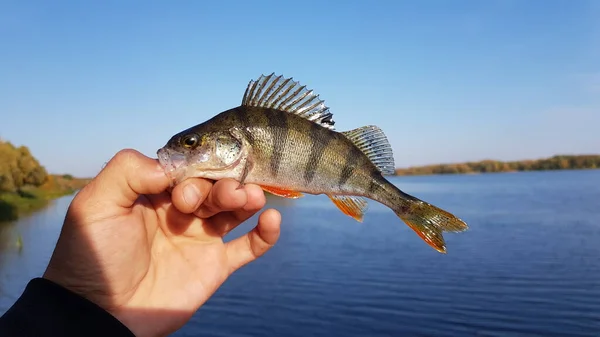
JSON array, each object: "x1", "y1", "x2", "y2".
[{"x1": 215, "y1": 130, "x2": 243, "y2": 167}]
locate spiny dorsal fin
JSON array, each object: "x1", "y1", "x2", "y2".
[
  {"x1": 241, "y1": 73, "x2": 335, "y2": 130},
  {"x1": 341, "y1": 125, "x2": 395, "y2": 175}
]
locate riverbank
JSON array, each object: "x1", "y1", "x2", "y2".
[
  {"x1": 395, "y1": 154, "x2": 600, "y2": 176},
  {"x1": 0, "y1": 174, "x2": 91, "y2": 222}
]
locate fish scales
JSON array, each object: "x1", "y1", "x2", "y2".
[
  {"x1": 157, "y1": 73, "x2": 469, "y2": 253},
  {"x1": 238, "y1": 107, "x2": 371, "y2": 195}
]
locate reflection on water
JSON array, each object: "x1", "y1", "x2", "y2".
[
  {"x1": 0, "y1": 196, "x2": 71, "y2": 305},
  {"x1": 1, "y1": 170, "x2": 600, "y2": 336},
  {"x1": 0, "y1": 225, "x2": 15, "y2": 253}
]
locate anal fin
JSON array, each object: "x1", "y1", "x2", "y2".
[
  {"x1": 260, "y1": 185, "x2": 304, "y2": 199},
  {"x1": 327, "y1": 195, "x2": 368, "y2": 222}
]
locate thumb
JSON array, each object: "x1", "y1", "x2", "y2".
[{"x1": 85, "y1": 149, "x2": 170, "y2": 209}]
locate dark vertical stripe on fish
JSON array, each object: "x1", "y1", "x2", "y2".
[
  {"x1": 268, "y1": 109, "x2": 288, "y2": 177},
  {"x1": 304, "y1": 122, "x2": 334, "y2": 184},
  {"x1": 234, "y1": 107, "x2": 254, "y2": 144},
  {"x1": 368, "y1": 178, "x2": 381, "y2": 194},
  {"x1": 338, "y1": 147, "x2": 359, "y2": 188}
]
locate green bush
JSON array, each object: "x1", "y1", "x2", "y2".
[{"x1": 0, "y1": 141, "x2": 48, "y2": 192}]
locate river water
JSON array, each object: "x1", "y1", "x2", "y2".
[{"x1": 1, "y1": 170, "x2": 599, "y2": 336}]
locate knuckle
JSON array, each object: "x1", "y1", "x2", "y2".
[
  {"x1": 192, "y1": 178, "x2": 212, "y2": 198},
  {"x1": 216, "y1": 190, "x2": 229, "y2": 208},
  {"x1": 212, "y1": 182, "x2": 230, "y2": 207},
  {"x1": 110, "y1": 149, "x2": 140, "y2": 169}
]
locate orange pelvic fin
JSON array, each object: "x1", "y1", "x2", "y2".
[
  {"x1": 327, "y1": 195, "x2": 368, "y2": 222},
  {"x1": 260, "y1": 185, "x2": 304, "y2": 199}
]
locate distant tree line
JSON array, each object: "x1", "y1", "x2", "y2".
[
  {"x1": 0, "y1": 140, "x2": 48, "y2": 192},
  {"x1": 395, "y1": 155, "x2": 600, "y2": 176}
]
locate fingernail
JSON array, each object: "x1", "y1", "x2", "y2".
[{"x1": 183, "y1": 184, "x2": 201, "y2": 208}]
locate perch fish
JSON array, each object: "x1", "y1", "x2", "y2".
[{"x1": 157, "y1": 73, "x2": 468, "y2": 253}]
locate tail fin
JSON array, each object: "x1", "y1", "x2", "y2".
[{"x1": 393, "y1": 195, "x2": 468, "y2": 254}]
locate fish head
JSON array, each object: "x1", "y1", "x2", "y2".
[{"x1": 157, "y1": 125, "x2": 246, "y2": 185}]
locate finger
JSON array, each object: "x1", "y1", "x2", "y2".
[
  {"x1": 208, "y1": 183, "x2": 267, "y2": 237},
  {"x1": 193, "y1": 179, "x2": 248, "y2": 218},
  {"x1": 170, "y1": 178, "x2": 213, "y2": 214},
  {"x1": 83, "y1": 149, "x2": 170, "y2": 209},
  {"x1": 225, "y1": 208, "x2": 281, "y2": 274}
]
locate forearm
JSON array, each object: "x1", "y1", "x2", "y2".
[{"x1": 0, "y1": 278, "x2": 135, "y2": 337}]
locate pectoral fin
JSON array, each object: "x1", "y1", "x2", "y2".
[
  {"x1": 236, "y1": 157, "x2": 253, "y2": 190},
  {"x1": 328, "y1": 195, "x2": 368, "y2": 222}
]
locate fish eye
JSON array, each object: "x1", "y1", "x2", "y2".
[{"x1": 181, "y1": 134, "x2": 199, "y2": 148}]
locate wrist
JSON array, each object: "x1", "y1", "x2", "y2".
[
  {"x1": 109, "y1": 306, "x2": 185, "y2": 337},
  {"x1": 3, "y1": 278, "x2": 135, "y2": 337},
  {"x1": 41, "y1": 273, "x2": 157, "y2": 337}
]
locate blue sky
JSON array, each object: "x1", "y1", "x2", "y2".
[{"x1": 1, "y1": 0, "x2": 598, "y2": 177}]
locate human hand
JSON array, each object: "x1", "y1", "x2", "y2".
[{"x1": 42, "y1": 149, "x2": 281, "y2": 337}]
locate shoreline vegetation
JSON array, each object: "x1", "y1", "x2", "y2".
[
  {"x1": 1, "y1": 138, "x2": 598, "y2": 221},
  {"x1": 0, "y1": 140, "x2": 90, "y2": 222},
  {"x1": 394, "y1": 155, "x2": 600, "y2": 176}
]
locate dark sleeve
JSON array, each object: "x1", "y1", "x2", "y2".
[{"x1": 0, "y1": 277, "x2": 135, "y2": 337}]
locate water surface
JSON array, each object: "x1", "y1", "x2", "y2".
[{"x1": 1, "y1": 170, "x2": 599, "y2": 336}]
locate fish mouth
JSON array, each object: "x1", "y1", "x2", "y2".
[{"x1": 157, "y1": 147, "x2": 186, "y2": 183}]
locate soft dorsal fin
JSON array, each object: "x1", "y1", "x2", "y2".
[
  {"x1": 341, "y1": 125, "x2": 396, "y2": 175},
  {"x1": 241, "y1": 73, "x2": 335, "y2": 130}
]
